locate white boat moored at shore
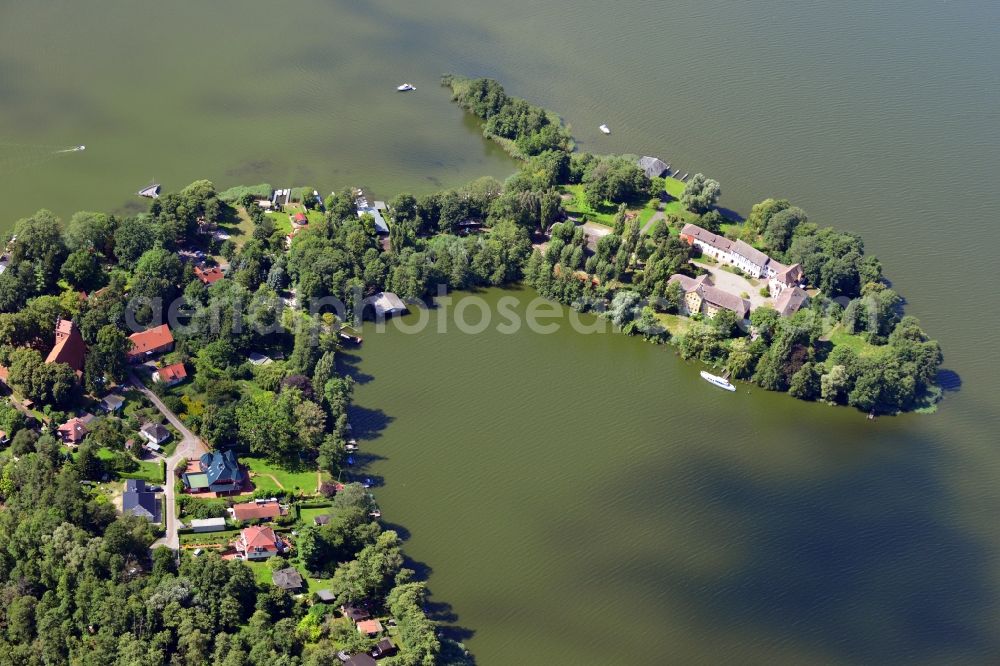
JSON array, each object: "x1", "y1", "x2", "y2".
[
  {"x1": 397, "y1": 83, "x2": 415, "y2": 91},
  {"x1": 599, "y1": 124, "x2": 611, "y2": 134},
  {"x1": 700, "y1": 370, "x2": 736, "y2": 392}
]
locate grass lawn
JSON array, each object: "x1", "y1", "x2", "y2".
[
  {"x1": 245, "y1": 457, "x2": 319, "y2": 495},
  {"x1": 560, "y1": 184, "x2": 660, "y2": 227},
  {"x1": 298, "y1": 506, "x2": 332, "y2": 527},
  {"x1": 824, "y1": 325, "x2": 888, "y2": 363},
  {"x1": 243, "y1": 558, "x2": 332, "y2": 594},
  {"x1": 655, "y1": 312, "x2": 694, "y2": 337},
  {"x1": 179, "y1": 528, "x2": 242, "y2": 548}
]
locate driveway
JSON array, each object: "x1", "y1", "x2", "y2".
[
  {"x1": 130, "y1": 373, "x2": 208, "y2": 550},
  {"x1": 691, "y1": 259, "x2": 771, "y2": 310}
]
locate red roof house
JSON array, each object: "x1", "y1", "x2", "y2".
[
  {"x1": 229, "y1": 499, "x2": 287, "y2": 522},
  {"x1": 45, "y1": 318, "x2": 86, "y2": 375},
  {"x1": 127, "y1": 325, "x2": 174, "y2": 362},
  {"x1": 58, "y1": 417, "x2": 88, "y2": 447},
  {"x1": 152, "y1": 363, "x2": 187, "y2": 386},
  {"x1": 236, "y1": 526, "x2": 283, "y2": 560},
  {"x1": 194, "y1": 266, "x2": 225, "y2": 285},
  {"x1": 292, "y1": 212, "x2": 308, "y2": 226}
]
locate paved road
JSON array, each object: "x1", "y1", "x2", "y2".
[{"x1": 130, "y1": 373, "x2": 208, "y2": 550}]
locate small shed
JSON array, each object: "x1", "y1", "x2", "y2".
[
  {"x1": 315, "y1": 589, "x2": 336, "y2": 604},
  {"x1": 190, "y1": 517, "x2": 227, "y2": 533}
]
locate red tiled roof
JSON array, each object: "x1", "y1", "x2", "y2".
[
  {"x1": 241, "y1": 526, "x2": 280, "y2": 552},
  {"x1": 128, "y1": 325, "x2": 173, "y2": 359},
  {"x1": 293, "y1": 212, "x2": 308, "y2": 223},
  {"x1": 231, "y1": 501, "x2": 284, "y2": 521},
  {"x1": 155, "y1": 363, "x2": 187, "y2": 383},
  {"x1": 58, "y1": 418, "x2": 88, "y2": 444},
  {"x1": 0, "y1": 365, "x2": 8, "y2": 383},
  {"x1": 45, "y1": 318, "x2": 86, "y2": 374},
  {"x1": 194, "y1": 266, "x2": 225, "y2": 285}
]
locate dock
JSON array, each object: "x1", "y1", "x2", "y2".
[{"x1": 339, "y1": 331, "x2": 363, "y2": 345}]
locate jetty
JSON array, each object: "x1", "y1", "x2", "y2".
[
  {"x1": 339, "y1": 331, "x2": 363, "y2": 345},
  {"x1": 137, "y1": 183, "x2": 161, "y2": 199}
]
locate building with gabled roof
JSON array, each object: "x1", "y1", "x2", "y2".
[
  {"x1": 637, "y1": 156, "x2": 668, "y2": 179},
  {"x1": 370, "y1": 292, "x2": 407, "y2": 318},
  {"x1": 184, "y1": 450, "x2": 243, "y2": 493},
  {"x1": 229, "y1": 498, "x2": 287, "y2": 522},
  {"x1": 236, "y1": 525, "x2": 283, "y2": 560},
  {"x1": 127, "y1": 324, "x2": 174, "y2": 362},
  {"x1": 669, "y1": 274, "x2": 751, "y2": 321},
  {"x1": 46, "y1": 318, "x2": 86, "y2": 375},
  {"x1": 122, "y1": 479, "x2": 161, "y2": 523},
  {"x1": 272, "y1": 567, "x2": 304, "y2": 592},
  {"x1": 152, "y1": 363, "x2": 187, "y2": 386},
  {"x1": 773, "y1": 286, "x2": 810, "y2": 317},
  {"x1": 58, "y1": 417, "x2": 88, "y2": 447}
]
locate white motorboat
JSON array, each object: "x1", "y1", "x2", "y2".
[
  {"x1": 599, "y1": 124, "x2": 611, "y2": 134},
  {"x1": 700, "y1": 370, "x2": 736, "y2": 392},
  {"x1": 397, "y1": 83, "x2": 415, "y2": 91}
]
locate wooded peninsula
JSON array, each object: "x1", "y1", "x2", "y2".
[{"x1": 0, "y1": 76, "x2": 942, "y2": 665}]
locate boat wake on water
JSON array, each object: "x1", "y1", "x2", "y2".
[{"x1": 0, "y1": 142, "x2": 86, "y2": 175}]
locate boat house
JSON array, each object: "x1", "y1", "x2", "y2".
[{"x1": 370, "y1": 292, "x2": 408, "y2": 318}]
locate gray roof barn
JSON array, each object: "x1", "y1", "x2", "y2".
[{"x1": 272, "y1": 567, "x2": 304, "y2": 592}]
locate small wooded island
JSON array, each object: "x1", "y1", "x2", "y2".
[{"x1": 0, "y1": 76, "x2": 942, "y2": 664}]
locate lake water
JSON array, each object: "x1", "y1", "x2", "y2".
[{"x1": 3, "y1": 0, "x2": 1000, "y2": 663}]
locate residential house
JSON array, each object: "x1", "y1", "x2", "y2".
[
  {"x1": 773, "y1": 286, "x2": 810, "y2": 317},
  {"x1": 58, "y1": 417, "x2": 88, "y2": 447},
  {"x1": 189, "y1": 517, "x2": 227, "y2": 532},
  {"x1": 193, "y1": 265, "x2": 225, "y2": 285},
  {"x1": 272, "y1": 567, "x2": 304, "y2": 592},
  {"x1": 356, "y1": 619, "x2": 383, "y2": 636},
  {"x1": 768, "y1": 262, "x2": 805, "y2": 296},
  {"x1": 341, "y1": 603, "x2": 371, "y2": 624},
  {"x1": 370, "y1": 292, "x2": 407, "y2": 318},
  {"x1": 45, "y1": 318, "x2": 86, "y2": 376},
  {"x1": 680, "y1": 223, "x2": 804, "y2": 289},
  {"x1": 236, "y1": 525, "x2": 283, "y2": 560},
  {"x1": 152, "y1": 363, "x2": 187, "y2": 386},
  {"x1": 229, "y1": 498, "x2": 287, "y2": 522},
  {"x1": 99, "y1": 393, "x2": 126, "y2": 413},
  {"x1": 371, "y1": 638, "x2": 398, "y2": 659},
  {"x1": 668, "y1": 274, "x2": 751, "y2": 321},
  {"x1": 127, "y1": 324, "x2": 174, "y2": 362},
  {"x1": 183, "y1": 450, "x2": 244, "y2": 493},
  {"x1": 637, "y1": 156, "x2": 669, "y2": 179},
  {"x1": 122, "y1": 479, "x2": 161, "y2": 523},
  {"x1": 344, "y1": 655, "x2": 376, "y2": 666},
  {"x1": 140, "y1": 423, "x2": 171, "y2": 446}
]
